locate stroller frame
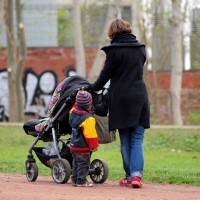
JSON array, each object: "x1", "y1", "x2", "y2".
[{"x1": 25, "y1": 79, "x2": 109, "y2": 184}]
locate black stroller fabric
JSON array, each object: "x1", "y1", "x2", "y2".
[
  {"x1": 23, "y1": 119, "x2": 40, "y2": 135},
  {"x1": 33, "y1": 143, "x2": 73, "y2": 168}
]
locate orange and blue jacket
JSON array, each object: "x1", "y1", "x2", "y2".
[{"x1": 69, "y1": 103, "x2": 99, "y2": 154}]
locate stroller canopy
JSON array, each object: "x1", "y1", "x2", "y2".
[{"x1": 49, "y1": 75, "x2": 90, "y2": 118}]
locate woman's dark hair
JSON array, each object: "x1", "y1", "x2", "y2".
[{"x1": 107, "y1": 18, "x2": 132, "y2": 40}]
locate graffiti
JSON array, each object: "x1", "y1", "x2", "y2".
[
  {"x1": 0, "y1": 105, "x2": 5, "y2": 122},
  {"x1": 0, "y1": 70, "x2": 9, "y2": 121},
  {"x1": 0, "y1": 67, "x2": 77, "y2": 121},
  {"x1": 65, "y1": 66, "x2": 76, "y2": 77},
  {"x1": 23, "y1": 69, "x2": 57, "y2": 117}
]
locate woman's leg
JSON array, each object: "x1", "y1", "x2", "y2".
[
  {"x1": 118, "y1": 128, "x2": 131, "y2": 180},
  {"x1": 130, "y1": 125, "x2": 144, "y2": 178}
]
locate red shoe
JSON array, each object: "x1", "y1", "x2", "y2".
[
  {"x1": 131, "y1": 176, "x2": 142, "y2": 188},
  {"x1": 119, "y1": 178, "x2": 132, "y2": 186}
]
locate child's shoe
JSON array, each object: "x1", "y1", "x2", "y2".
[
  {"x1": 71, "y1": 182, "x2": 77, "y2": 186},
  {"x1": 119, "y1": 178, "x2": 132, "y2": 186},
  {"x1": 131, "y1": 176, "x2": 142, "y2": 188},
  {"x1": 77, "y1": 181, "x2": 93, "y2": 187},
  {"x1": 71, "y1": 178, "x2": 77, "y2": 186}
]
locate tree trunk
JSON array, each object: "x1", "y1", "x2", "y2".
[
  {"x1": 16, "y1": 0, "x2": 26, "y2": 122},
  {"x1": 151, "y1": 0, "x2": 171, "y2": 123},
  {"x1": 4, "y1": 0, "x2": 18, "y2": 122},
  {"x1": 72, "y1": 0, "x2": 86, "y2": 77},
  {"x1": 169, "y1": 0, "x2": 183, "y2": 125},
  {"x1": 3, "y1": 0, "x2": 26, "y2": 122},
  {"x1": 131, "y1": 0, "x2": 142, "y2": 42},
  {"x1": 87, "y1": 0, "x2": 121, "y2": 82}
]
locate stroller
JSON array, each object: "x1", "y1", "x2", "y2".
[{"x1": 23, "y1": 75, "x2": 109, "y2": 184}]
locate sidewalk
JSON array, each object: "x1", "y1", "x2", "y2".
[
  {"x1": 0, "y1": 122, "x2": 200, "y2": 129},
  {"x1": 0, "y1": 122, "x2": 24, "y2": 126},
  {"x1": 150, "y1": 125, "x2": 200, "y2": 129}
]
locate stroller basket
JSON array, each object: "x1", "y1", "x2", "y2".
[{"x1": 33, "y1": 144, "x2": 73, "y2": 168}]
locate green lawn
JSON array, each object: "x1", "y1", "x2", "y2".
[{"x1": 0, "y1": 126, "x2": 200, "y2": 186}]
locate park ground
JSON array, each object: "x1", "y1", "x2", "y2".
[{"x1": 0, "y1": 173, "x2": 200, "y2": 200}]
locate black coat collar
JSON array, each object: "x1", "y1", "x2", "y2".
[{"x1": 101, "y1": 33, "x2": 145, "y2": 53}]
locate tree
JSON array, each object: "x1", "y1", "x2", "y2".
[
  {"x1": 131, "y1": 0, "x2": 142, "y2": 42},
  {"x1": 169, "y1": 0, "x2": 183, "y2": 125},
  {"x1": 151, "y1": 0, "x2": 171, "y2": 123},
  {"x1": 3, "y1": 0, "x2": 26, "y2": 122},
  {"x1": 72, "y1": 0, "x2": 86, "y2": 77},
  {"x1": 87, "y1": 0, "x2": 121, "y2": 82}
]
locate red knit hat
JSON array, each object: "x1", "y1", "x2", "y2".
[{"x1": 76, "y1": 90, "x2": 92, "y2": 109}]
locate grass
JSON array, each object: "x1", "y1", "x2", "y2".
[{"x1": 0, "y1": 126, "x2": 200, "y2": 186}]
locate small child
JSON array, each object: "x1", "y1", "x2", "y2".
[{"x1": 69, "y1": 90, "x2": 99, "y2": 187}]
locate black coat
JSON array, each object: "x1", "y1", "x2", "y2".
[{"x1": 90, "y1": 33, "x2": 150, "y2": 131}]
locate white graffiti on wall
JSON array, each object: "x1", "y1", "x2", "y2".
[
  {"x1": 0, "y1": 70, "x2": 9, "y2": 121},
  {"x1": 39, "y1": 72, "x2": 56, "y2": 114},
  {"x1": 0, "y1": 70, "x2": 57, "y2": 121},
  {"x1": 24, "y1": 71, "x2": 56, "y2": 117},
  {"x1": 24, "y1": 73, "x2": 38, "y2": 114},
  {"x1": 24, "y1": 71, "x2": 57, "y2": 117}
]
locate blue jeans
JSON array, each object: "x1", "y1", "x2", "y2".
[
  {"x1": 118, "y1": 125, "x2": 144, "y2": 180},
  {"x1": 71, "y1": 151, "x2": 90, "y2": 184}
]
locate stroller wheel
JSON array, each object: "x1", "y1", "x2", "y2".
[
  {"x1": 25, "y1": 160, "x2": 38, "y2": 182},
  {"x1": 51, "y1": 159, "x2": 71, "y2": 184},
  {"x1": 89, "y1": 158, "x2": 109, "y2": 183}
]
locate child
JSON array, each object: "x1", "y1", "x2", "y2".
[{"x1": 69, "y1": 90, "x2": 99, "y2": 187}]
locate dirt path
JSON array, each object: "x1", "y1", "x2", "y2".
[{"x1": 0, "y1": 173, "x2": 199, "y2": 200}]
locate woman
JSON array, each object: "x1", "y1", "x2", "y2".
[{"x1": 89, "y1": 18, "x2": 150, "y2": 188}]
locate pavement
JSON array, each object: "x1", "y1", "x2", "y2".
[
  {"x1": 0, "y1": 122, "x2": 200, "y2": 129},
  {"x1": 0, "y1": 122, "x2": 24, "y2": 126}
]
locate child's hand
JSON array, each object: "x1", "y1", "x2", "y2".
[{"x1": 92, "y1": 147, "x2": 98, "y2": 152}]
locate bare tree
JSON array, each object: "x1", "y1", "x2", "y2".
[
  {"x1": 87, "y1": 0, "x2": 121, "y2": 82},
  {"x1": 3, "y1": 0, "x2": 26, "y2": 122},
  {"x1": 151, "y1": 0, "x2": 171, "y2": 122},
  {"x1": 131, "y1": 0, "x2": 152, "y2": 91},
  {"x1": 72, "y1": 0, "x2": 86, "y2": 77},
  {"x1": 131, "y1": 0, "x2": 142, "y2": 42},
  {"x1": 169, "y1": 0, "x2": 183, "y2": 125},
  {"x1": 152, "y1": 0, "x2": 171, "y2": 71}
]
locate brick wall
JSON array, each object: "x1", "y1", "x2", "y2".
[{"x1": 24, "y1": 47, "x2": 97, "y2": 82}]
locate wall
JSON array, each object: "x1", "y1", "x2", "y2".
[
  {"x1": 148, "y1": 71, "x2": 200, "y2": 124},
  {"x1": 0, "y1": 47, "x2": 200, "y2": 124}
]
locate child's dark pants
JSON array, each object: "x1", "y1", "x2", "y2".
[{"x1": 71, "y1": 151, "x2": 90, "y2": 184}]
